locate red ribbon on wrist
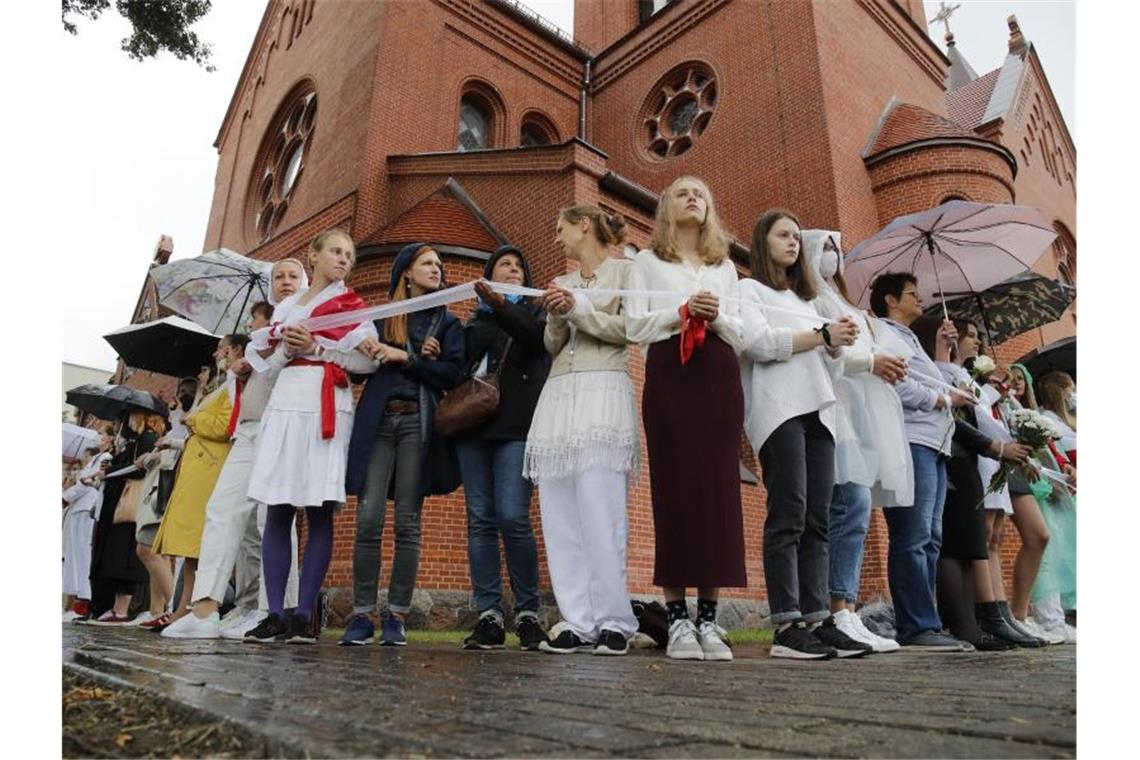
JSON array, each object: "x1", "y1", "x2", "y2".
[{"x1": 679, "y1": 303, "x2": 707, "y2": 365}]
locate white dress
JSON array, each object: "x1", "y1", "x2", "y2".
[
  {"x1": 247, "y1": 282, "x2": 378, "y2": 508},
  {"x1": 62, "y1": 453, "x2": 109, "y2": 597},
  {"x1": 975, "y1": 384, "x2": 1014, "y2": 514}
]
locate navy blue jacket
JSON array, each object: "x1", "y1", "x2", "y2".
[{"x1": 345, "y1": 308, "x2": 464, "y2": 497}]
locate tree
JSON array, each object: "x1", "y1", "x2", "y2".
[{"x1": 62, "y1": 0, "x2": 216, "y2": 71}]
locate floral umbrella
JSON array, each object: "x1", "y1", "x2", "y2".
[
  {"x1": 149, "y1": 249, "x2": 272, "y2": 334},
  {"x1": 924, "y1": 271, "x2": 1075, "y2": 347}
]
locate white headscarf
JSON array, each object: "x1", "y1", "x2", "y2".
[
  {"x1": 268, "y1": 258, "x2": 310, "y2": 306},
  {"x1": 801, "y1": 229, "x2": 850, "y2": 321}
]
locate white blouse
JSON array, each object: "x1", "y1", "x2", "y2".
[
  {"x1": 739, "y1": 278, "x2": 837, "y2": 451},
  {"x1": 624, "y1": 249, "x2": 743, "y2": 353}
]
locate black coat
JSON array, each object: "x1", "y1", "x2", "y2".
[
  {"x1": 345, "y1": 308, "x2": 465, "y2": 497},
  {"x1": 460, "y1": 300, "x2": 551, "y2": 442}
]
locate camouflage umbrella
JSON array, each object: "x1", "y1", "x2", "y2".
[{"x1": 925, "y1": 271, "x2": 1075, "y2": 347}]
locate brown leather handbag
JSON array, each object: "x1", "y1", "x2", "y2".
[
  {"x1": 112, "y1": 477, "x2": 144, "y2": 524},
  {"x1": 435, "y1": 338, "x2": 512, "y2": 438}
]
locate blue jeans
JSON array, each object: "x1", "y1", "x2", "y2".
[
  {"x1": 827, "y1": 482, "x2": 872, "y2": 603},
  {"x1": 456, "y1": 439, "x2": 539, "y2": 614},
  {"x1": 883, "y1": 443, "x2": 947, "y2": 642}
]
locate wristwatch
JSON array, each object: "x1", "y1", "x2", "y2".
[{"x1": 814, "y1": 323, "x2": 833, "y2": 347}]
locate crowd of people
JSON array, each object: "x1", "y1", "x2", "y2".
[{"x1": 62, "y1": 175, "x2": 1077, "y2": 661}]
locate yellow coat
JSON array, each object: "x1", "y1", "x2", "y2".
[{"x1": 152, "y1": 385, "x2": 233, "y2": 558}]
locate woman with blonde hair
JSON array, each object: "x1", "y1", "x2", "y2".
[
  {"x1": 245, "y1": 229, "x2": 379, "y2": 643},
  {"x1": 526, "y1": 205, "x2": 638, "y2": 655},
  {"x1": 625, "y1": 176, "x2": 744, "y2": 661}
]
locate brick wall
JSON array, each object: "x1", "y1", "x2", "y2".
[{"x1": 189, "y1": 0, "x2": 1076, "y2": 615}]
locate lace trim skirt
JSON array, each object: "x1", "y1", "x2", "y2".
[{"x1": 524, "y1": 370, "x2": 640, "y2": 482}]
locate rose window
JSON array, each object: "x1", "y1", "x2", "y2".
[{"x1": 643, "y1": 64, "x2": 717, "y2": 159}]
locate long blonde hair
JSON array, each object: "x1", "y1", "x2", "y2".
[
  {"x1": 648, "y1": 176, "x2": 729, "y2": 265},
  {"x1": 384, "y1": 245, "x2": 436, "y2": 346}
]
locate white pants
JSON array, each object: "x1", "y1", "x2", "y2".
[
  {"x1": 1031, "y1": 593, "x2": 1067, "y2": 628},
  {"x1": 538, "y1": 468, "x2": 638, "y2": 640},
  {"x1": 192, "y1": 421, "x2": 297, "y2": 610},
  {"x1": 62, "y1": 507, "x2": 94, "y2": 599}
]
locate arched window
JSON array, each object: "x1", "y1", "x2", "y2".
[
  {"x1": 940, "y1": 194, "x2": 968, "y2": 203},
  {"x1": 247, "y1": 82, "x2": 318, "y2": 245},
  {"x1": 458, "y1": 94, "x2": 491, "y2": 151},
  {"x1": 641, "y1": 62, "x2": 718, "y2": 159},
  {"x1": 520, "y1": 111, "x2": 559, "y2": 147}
]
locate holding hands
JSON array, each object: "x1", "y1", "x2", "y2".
[
  {"x1": 872, "y1": 353, "x2": 908, "y2": 383},
  {"x1": 542, "y1": 283, "x2": 575, "y2": 316},
  {"x1": 686, "y1": 290, "x2": 719, "y2": 321},
  {"x1": 828, "y1": 316, "x2": 859, "y2": 347},
  {"x1": 475, "y1": 280, "x2": 507, "y2": 312},
  {"x1": 283, "y1": 325, "x2": 316, "y2": 357},
  {"x1": 357, "y1": 338, "x2": 410, "y2": 365}
]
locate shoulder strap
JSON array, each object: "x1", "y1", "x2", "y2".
[{"x1": 492, "y1": 336, "x2": 514, "y2": 378}]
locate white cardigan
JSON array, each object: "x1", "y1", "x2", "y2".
[{"x1": 739, "y1": 279, "x2": 836, "y2": 451}]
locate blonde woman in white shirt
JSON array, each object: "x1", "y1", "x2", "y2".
[
  {"x1": 625, "y1": 176, "x2": 744, "y2": 662},
  {"x1": 740, "y1": 209, "x2": 871, "y2": 660}
]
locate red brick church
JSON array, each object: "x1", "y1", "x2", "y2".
[{"x1": 118, "y1": 0, "x2": 1075, "y2": 624}]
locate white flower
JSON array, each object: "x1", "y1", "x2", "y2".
[{"x1": 971, "y1": 355, "x2": 996, "y2": 377}]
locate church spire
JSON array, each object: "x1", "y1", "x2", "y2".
[{"x1": 933, "y1": 1, "x2": 977, "y2": 90}]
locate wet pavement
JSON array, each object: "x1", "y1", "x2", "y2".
[{"x1": 64, "y1": 625, "x2": 1075, "y2": 758}]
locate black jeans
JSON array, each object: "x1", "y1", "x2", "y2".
[{"x1": 760, "y1": 412, "x2": 835, "y2": 625}]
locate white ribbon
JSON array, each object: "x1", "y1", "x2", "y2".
[{"x1": 104, "y1": 465, "x2": 139, "y2": 479}]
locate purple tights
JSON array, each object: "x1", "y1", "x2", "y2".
[{"x1": 262, "y1": 505, "x2": 334, "y2": 621}]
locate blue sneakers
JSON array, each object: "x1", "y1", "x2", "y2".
[
  {"x1": 380, "y1": 615, "x2": 407, "y2": 646},
  {"x1": 338, "y1": 613, "x2": 375, "y2": 646}
]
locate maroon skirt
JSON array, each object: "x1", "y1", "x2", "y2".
[{"x1": 643, "y1": 333, "x2": 747, "y2": 588}]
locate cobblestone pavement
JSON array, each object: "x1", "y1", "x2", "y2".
[{"x1": 64, "y1": 626, "x2": 1075, "y2": 758}]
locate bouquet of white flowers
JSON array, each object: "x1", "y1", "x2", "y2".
[
  {"x1": 981, "y1": 408, "x2": 1064, "y2": 505},
  {"x1": 969, "y1": 354, "x2": 997, "y2": 381}
]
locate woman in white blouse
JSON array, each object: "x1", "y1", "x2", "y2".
[
  {"x1": 625, "y1": 176, "x2": 744, "y2": 662},
  {"x1": 739, "y1": 209, "x2": 870, "y2": 660}
]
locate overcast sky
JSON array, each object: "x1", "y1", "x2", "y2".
[{"x1": 61, "y1": 0, "x2": 1074, "y2": 372}]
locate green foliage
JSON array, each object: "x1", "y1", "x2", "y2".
[{"x1": 62, "y1": 0, "x2": 216, "y2": 71}]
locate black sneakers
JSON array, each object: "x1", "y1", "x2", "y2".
[
  {"x1": 515, "y1": 615, "x2": 548, "y2": 651},
  {"x1": 244, "y1": 612, "x2": 287, "y2": 643},
  {"x1": 594, "y1": 629, "x2": 628, "y2": 656},
  {"x1": 770, "y1": 620, "x2": 837, "y2": 660},
  {"x1": 812, "y1": 616, "x2": 874, "y2": 658},
  {"x1": 538, "y1": 624, "x2": 594, "y2": 654},
  {"x1": 284, "y1": 613, "x2": 317, "y2": 644},
  {"x1": 463, "y1": 614, "x2": 506, "y2": 650}
]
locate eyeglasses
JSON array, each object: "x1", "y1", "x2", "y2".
[{"x1": 900, "y1": 289, "x2": 920, "y2": 299}]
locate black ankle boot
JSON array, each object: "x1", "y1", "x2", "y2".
[
  {"x1": 997, "y1": 600, "x2": 1047, "y2": 646},
  {"x1": 967, "y1": 629, "x2": 1017, "y2": 651},
  {"x1": 977, "y1": 602, "x2": 1046, "y2": 648}
]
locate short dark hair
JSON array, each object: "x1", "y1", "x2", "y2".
[
  {"x1": 869, "y1": 271, "x2": 918, "y2": 317},
  {"x1": 250, "y1": 301, "x2": 272, "y2": 321}
]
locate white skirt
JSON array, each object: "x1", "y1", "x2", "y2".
[
  {"x1": 524, "y1": 370, "x2": 639, "y2": 482},
  {"x1": 248, "y1": 365, "x2": 354, "y2": 508},
  {"x1": 62, "y1": 504, "x2": 95, "y2": 597}
]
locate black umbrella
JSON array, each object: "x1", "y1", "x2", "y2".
[
  {"x1": 65, "y1": 383, "x2": 169, "y2": 422},
  {"x1": 103, "y1": 315, "x2": 220, "y2": 378},
  {"x1": 1018, "y1": 336, "x2": 1076, "y2": 383},
  {"x1": 925, "y1": 271, "x2": 1075, "y2": 347}
]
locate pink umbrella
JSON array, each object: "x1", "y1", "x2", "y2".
[{"x1": 843, "y1": 201, "x2": 1058, "y2": 317}]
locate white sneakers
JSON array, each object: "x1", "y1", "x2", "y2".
[
  {"x1": 161, "y1": 611, "x2": 222, "y2": 639},
  {"x1": 125, "y1": 611, "x2": 157, "y2": 627},
  {"x1": 666, "y1": 619, "x2": 733, "y2": 661},
  {"x1": 834, "y1": 609, "x2": 900, "y2": 653},
  {"x1": 696, "y1": 621, "x2": 733, "y2": 661},
  {"x1": 1040, "y1": 621, "x2": 1076, "y2": 645},
  {"x1": 666, "y1": 619, "x2": 705, "y2": 660},
  {"x1": 221, "y1": 609, "x2": 268, "y2": 640},
  {"x1": 1018, "y1": 616, "x2": 1065, "y2": 645}
]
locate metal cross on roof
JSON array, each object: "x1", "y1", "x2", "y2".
[{"x1": 932, "y1": 1, "x2": 962, "y2": 39}]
